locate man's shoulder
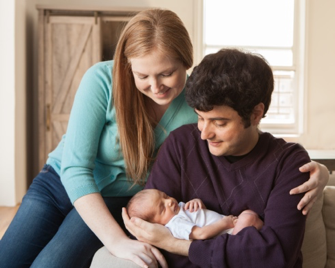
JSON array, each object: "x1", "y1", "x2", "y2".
[
  {"x1": 169, "y1": 123, "x2": 199, "y2": 138},
  {"x1": 166, "y1": 123, "x2": 202, "y2": 147},
  {"x1": 258, "y1": 132, "x2": 310, "y2": 165},
  {"x1": 260, "y1": 132, "x2": 307, "y2": 152}
]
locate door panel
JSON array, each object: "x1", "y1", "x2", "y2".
[{"x1": 41, "y1": 16, "x2": 101, "y2": 167}]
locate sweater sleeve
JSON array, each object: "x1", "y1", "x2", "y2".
[
  {"x1": 147, "y1": 127, "x2": 310, "y2": 268},
  {"x1": 60, "y1": 62, "x2": 112, "y2": 203},
  {"x1": 189, "y1": 144, "x2": 310, "y2": 268}
]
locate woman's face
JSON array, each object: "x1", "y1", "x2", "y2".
[{"x1": 129, "y1": 50, "x2": 188, "y2": 107}]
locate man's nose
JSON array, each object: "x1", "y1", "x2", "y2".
[{"x1": 200, "y1": 122, "x2": 214, "y2": 140}]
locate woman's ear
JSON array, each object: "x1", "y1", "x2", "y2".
[{"x1": 251, "y1": 103, "x2": 265, "y2": 125}]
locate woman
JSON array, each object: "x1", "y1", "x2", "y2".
[{"x1": 0, "y1": 8, "x2": 328, "y2": 268}]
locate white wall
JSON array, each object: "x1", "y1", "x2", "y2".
[
  {"x1": 0, "y1": 0, "x2": 27, "y2": 206},
  {"x1": 0, "y1": 1, "x2": 16, "y2": 206},
  {"x1": 0, "y1": 0, "x2": 334, "y2": 206}
]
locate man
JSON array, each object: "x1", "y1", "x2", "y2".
[{"x1": 123, "y1": 49, "x2": 310, "y2": 267}]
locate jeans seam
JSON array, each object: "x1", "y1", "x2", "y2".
[{"x1": 40, "y1": 164, "x2": 51, "y2": 174}]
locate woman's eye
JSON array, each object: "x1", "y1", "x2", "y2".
[
  {"x1": 161, "y1": 72, "x2": 173, "y2": 77},
  {"x1": 138, "y1": 75, "x2": 148, "y2": 80}
]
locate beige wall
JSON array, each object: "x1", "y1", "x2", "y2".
[
  {"x1": 0, "y1": 0, "x2": 334, "y2": 206},
  {"x1": 298, "y1": 0, "x2": 335, "y2": 149}
]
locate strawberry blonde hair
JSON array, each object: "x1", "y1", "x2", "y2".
[{"x1": 113, "y1": 9, "x2": 193, "y2": 185}]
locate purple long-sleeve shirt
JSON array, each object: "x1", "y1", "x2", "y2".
[{"x1": 145, "y1": 124, "x2": 309, "y2": 268}]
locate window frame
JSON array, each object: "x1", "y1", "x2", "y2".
[{"x1": 196, "y1": 0, "x2": 307, "y2": 137}]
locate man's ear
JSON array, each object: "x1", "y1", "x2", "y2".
[{"x1": 251, "y1": 103, "x2": 265, "y2": 125}]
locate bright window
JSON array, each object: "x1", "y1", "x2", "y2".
[{"x1": 203, "y1": 0, "x2": 305, "y2": 135}]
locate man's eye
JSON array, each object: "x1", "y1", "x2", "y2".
[{"x1": 215, "y1": 121, "x2": 226, "y2": 127}]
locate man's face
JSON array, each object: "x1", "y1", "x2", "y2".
[{"x1": 196, "y1": 105, "x2": 259, "y2": 157}]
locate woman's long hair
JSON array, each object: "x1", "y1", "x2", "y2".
[{"x1": 113, "y1": 9, "x2": 193, "y2": 185}]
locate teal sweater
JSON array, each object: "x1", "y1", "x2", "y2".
[{"x1": 47, "y1": 61, "x2": 197, "y2": 203}]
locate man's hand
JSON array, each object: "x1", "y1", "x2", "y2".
[
  {"x1": 290, "y1": 161, "x2": 329, "y2": 215},
  {"x1": 184, "y1": 198, "x2": 206, "y2": 212},
  {"x1": 122, "y1": 207, "x2": 191, "y2": 256}
]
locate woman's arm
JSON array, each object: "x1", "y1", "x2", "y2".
[
  {"x1": 75, "y1": 193, "x2": 167, "y2": 268},
  {"x1": 290, "y1": 161, "x2": 329, "y2": 215},
  {"x1": 58, "y1": 63, "x2": 166, "y2": 268}
]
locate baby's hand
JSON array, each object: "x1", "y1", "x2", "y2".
[{"x1": 185, "y1": 199, "x2": 206, "y2": 212}]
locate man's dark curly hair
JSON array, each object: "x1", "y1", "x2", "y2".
[{"x1": 185, "y1": 48, "x2": 274, "y2": 127}]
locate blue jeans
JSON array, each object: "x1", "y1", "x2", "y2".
[{"x1": 0, "y1": 165, "x2": 131, "y2": 268}]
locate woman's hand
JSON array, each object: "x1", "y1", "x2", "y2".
[
  {"x1": 74, "y1": 194, "x2": 166, "y2": 268},
  {"x1": 290, "y1": 161, "x2": 329, "y2": 215},
  {"x1": 110, "y1": 237, "x2": 167, "y2": 268},
  {"x1": 122, "y1": 207, "x2": 191, "y2": 256},
  {"x1": 122, "y1": 208, "x2": 173, "y2": 248}
]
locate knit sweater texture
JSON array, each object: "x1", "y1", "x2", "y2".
[{"x1": 146, "y1": 123, "x2": 310, "y2": 268}]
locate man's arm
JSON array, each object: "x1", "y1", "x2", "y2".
[
  {"x1": 145, "y1": 128, "x2": 310, "y2": 267},
  {"x1": 188, "y1": 148, "x2": 310, "y2": 268}
]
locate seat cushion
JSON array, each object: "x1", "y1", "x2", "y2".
[
  {"x1": 323, "y1": 186, "x2": 335, "y2": 268},
  {"x1": 301, "y1": 191, "x2": 327, "y2": 268}
]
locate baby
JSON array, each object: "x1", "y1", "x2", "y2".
[{"x1": 126, "y1": 189, "x2": 263, "y2": 240}]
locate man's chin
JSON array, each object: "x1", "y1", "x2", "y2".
[{"x1": 209, "y1": 147, "x2": 225, "y2": 157}]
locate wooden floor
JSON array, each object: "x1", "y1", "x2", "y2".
[{"x1": 0, "y1": 204, "x2": 20, "y2": 239}]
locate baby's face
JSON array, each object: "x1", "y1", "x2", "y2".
[{"x1": 148, "y1": 190, "x2": 180, "y2": 225}]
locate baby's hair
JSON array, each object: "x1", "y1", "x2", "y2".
[{"x1": 127, "y1": 189, "x2": 156, "y2": 222}]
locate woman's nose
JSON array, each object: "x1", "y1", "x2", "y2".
[{"x1": 150, "y1": 78, "x2": 161, "y2": 93}]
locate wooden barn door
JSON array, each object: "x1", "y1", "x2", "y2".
[{"x1": 39, "y1": 15, "x2": 102, "y2": 168}]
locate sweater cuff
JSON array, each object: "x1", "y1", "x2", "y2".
[
  {"x1": 189, "y1": 240, "x2": 213, "y2": 267},
  {"x1": 62, "y1": 178, "x2": 100, "y2": 204},
  {"x1": 66, "y1": 183, "x2": 100, "y2": 204}
]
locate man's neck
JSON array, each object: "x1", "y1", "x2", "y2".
[{"x1": 225, "y1": 154, "x2": 247, "y2": 163}]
